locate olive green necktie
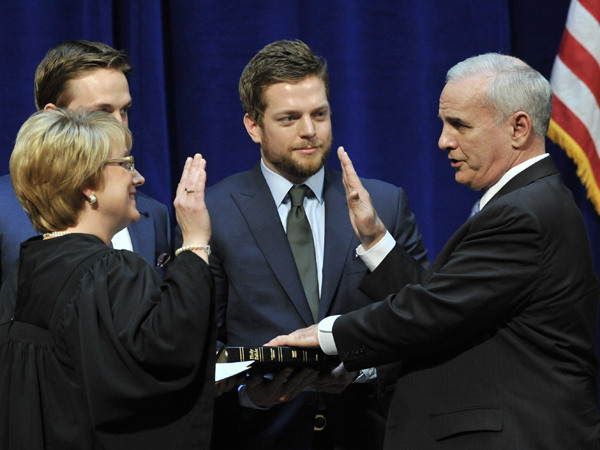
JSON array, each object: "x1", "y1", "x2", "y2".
[{"x1": 286, "y1": 185, "x2": 319, "y2": 323}]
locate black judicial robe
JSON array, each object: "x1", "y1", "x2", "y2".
[{"x1": 0, "y1": 233, "x2": 216, "y2": 449}]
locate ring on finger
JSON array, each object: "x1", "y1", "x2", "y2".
[{"x1": 185, "y1": 188, "x2": 196, "y2": 194}]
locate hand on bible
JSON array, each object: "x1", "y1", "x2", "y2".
[
  {"x1": 338, "y1": 146, "x2": 387, "y2": 250},
  {"x1": 246, "y1": 367, "x2": 319, "y2": 407},
  {"x1": 265, "y1": 324, "x2": 320, "y2": 348}
]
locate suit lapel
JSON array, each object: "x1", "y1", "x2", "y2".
[
  {"x1": 319, "y1": 168, "x2": 356, "y2": 319},
  {"x1": 488, "y1": 155, "x2": 559, "y2": 206},
  {"x1": 231, "y1": 164, "x2": 315, "y2": 326},
  {"x1": 431, "y1": 156, "x2": 559, "y2": 275}
]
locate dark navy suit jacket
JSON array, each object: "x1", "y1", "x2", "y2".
[
  {"x1": 336, "y1": 156, "x2": 600, "y2": 449},
  {"x1": 0, "y1": 174, "x2": 172, "y2": 284},
  {"x1": 206, "y1": 163, "x2": 429, "y2": 450}
]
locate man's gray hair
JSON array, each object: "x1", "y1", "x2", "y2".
[{"x1": 446, "y1": 53, "x2": 553, "y2": 137}]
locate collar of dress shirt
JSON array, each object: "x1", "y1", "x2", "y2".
[
  {"x1": 480, "y1": 153, "x2": 549, "y2": 210},
  {"x1": 260, "y1": 158, "x2": 325, "y2": 206},
  {"x1": 111, "y1": 227, "x2": 133, "y2": 251}
]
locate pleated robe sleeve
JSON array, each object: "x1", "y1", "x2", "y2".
[{"x1": 56, "y1": 249, "x2": 216, "y2": 445}]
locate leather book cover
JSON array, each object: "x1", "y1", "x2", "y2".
[{"x1": 216, "y1": 346, "x2": 340, "y2": 371}]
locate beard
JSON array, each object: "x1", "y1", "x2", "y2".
[{"x1": 261, "y1": 136, "x2": 332, "y2": 182}]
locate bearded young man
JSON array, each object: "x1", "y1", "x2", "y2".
[{"x1": 202, "y1": 40, "x2": 429, "y2": 450}]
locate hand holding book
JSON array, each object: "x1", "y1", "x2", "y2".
[
  {"x1": 310, "y1": 364, "x2": 359, "y2": 394},
  {"x1": 246, "y1": 367, "x2": 319, "y2": 407}
]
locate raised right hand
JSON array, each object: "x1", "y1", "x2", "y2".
[
  {"x1": 338, "y1": 146, "x2": 387, "y2": 250},
  {"x1": 173, "y1": 154, "x2": 211, "y2": 262}
]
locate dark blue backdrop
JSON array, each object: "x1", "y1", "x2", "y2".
[{"x1": 1, "y1": 0, "x2": 599, "y2": 375}]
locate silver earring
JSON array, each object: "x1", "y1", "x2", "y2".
[{"x1": 88, "y1": 194, "x2": 97, "y2": 205}]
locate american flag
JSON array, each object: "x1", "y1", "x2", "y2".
[{"x1": 548, "y1": 0, "x2": 600, "y2": 215}]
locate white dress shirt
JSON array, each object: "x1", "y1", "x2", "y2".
[{"x1": 111, "y1": 227, "x2": 134, "y2": 251}]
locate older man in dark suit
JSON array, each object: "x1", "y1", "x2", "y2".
[
  {"x1": 0, "y1": 40, "x2": 171, "y2": 285},
  {"x1": 270, "y1": 53, "x2": 600, "y2": 449}
]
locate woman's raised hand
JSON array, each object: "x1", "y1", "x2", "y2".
[{"x1": 174, "y1": 154, "x2": 211, "y2": 262}]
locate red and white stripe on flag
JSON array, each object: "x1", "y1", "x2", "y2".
[{"x1": 549, "y1": 0, "x2": 600, "y2": 214}]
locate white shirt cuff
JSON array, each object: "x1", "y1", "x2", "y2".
[
  {"x1": 318, "y1": 315, "x2": 340, "y2": 355},
  {"x1": 356, "y1": 231, "x2": 395, "y2": 272}
]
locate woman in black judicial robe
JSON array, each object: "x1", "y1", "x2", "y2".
[{"x1": 0, "y1": 109, "x2": 217, "y2": 449}]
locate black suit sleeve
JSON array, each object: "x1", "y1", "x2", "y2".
[{"x1": 335, "y1": 202, "x2": 543, "y2": 371}]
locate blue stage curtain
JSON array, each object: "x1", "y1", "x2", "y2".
[{"x1": 1, "y1": 0, "x2": 599, "y2": 384}]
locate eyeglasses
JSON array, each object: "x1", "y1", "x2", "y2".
[{"x1": 105, "y1": 155, "x2": 135, "y2": 173}]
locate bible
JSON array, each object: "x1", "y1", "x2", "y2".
[{"x1": 216, "y1": 346, "x2": 340, "y2": 372}]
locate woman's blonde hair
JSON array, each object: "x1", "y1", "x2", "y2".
[{"x1": 10, "y1": 108, "x2": 132, "y2": 233}]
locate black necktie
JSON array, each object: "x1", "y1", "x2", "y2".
[{"x1": 286, "y1": 185, "x2": 319, "y2": 323}]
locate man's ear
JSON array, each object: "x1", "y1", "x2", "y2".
[
  {"x1": 43, "y1": 103, "x2": 58, "y2": 111},
  {"x1": 243, "y1": 113, "x2": 262, "y2": 144},
  {"x1": 510, "y1": 111, "x2": 533, "y2": 148}
]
